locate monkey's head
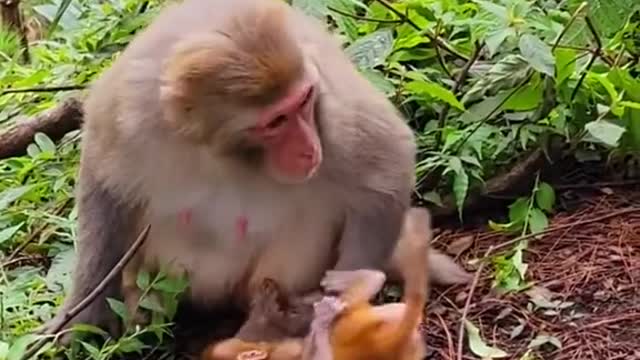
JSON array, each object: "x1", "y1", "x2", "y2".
[
  {"x1": 236, "y1": 278, "x2": 315, "y2": 342},
  {"x1": 159, "y1": 3, "x2": 323, "y2": 185}
]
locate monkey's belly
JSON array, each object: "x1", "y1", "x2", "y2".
[{"x1": 143, "y1": 203, "x2": 338, "y2": 308}]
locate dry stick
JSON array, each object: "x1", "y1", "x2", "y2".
[
  {"x1": 22, "y1": 225, "x2": 151, "y2": 360},
  {"x1": 1, "y1": 84, "x2": 86, "y2": 96},
  {"x1": 455, "y1": 246, "x2": 491, "y2": 360}
]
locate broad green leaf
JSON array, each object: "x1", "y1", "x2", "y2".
[
  {"x1": 554, "y1": 48, "x2": 576, "y2": 84},
  {"x1": 136, "y1": 270, "x2": 150, "y2": 289},
  {"x1": 519, "y1": 34, "x2": 555, "y2": 77},
  {"x1": 139, "y1": 295, "x2": 165, "y2": 313},
  {"x1": 585, "y1": 120, "x2": 626, "y2": 147},
  {"x1": 405, "y1": 81, "x2": 465, "y2": 111},
  {"x1": 609, "y1": 69, "x2": 640, "y2": 102},
  {"x1": 34, "y1": 132, "x2": 56, "y2": 153},
  {"x1": 0, "y1": 222, "x2": 23, "y2": 244},
  {"x1": 503, "y1": 82, "x2": 543, "y2": 111},
  {"x1": 152, "y1": 277, "x2": 189, "y2": 293},
  {"x1": 508, "y1": 197, "x2": 529, "y2": 223},
  {"x1": 476, "y1": 0, "x2": 509, "y2": 21},
  {"x1": 585, "y1": 0, "x2": 637, "y2": 37},
  {"x1": 460, "y1": 92, "x2": 509, "y2": 123},
  {"x1": 79, "y1": 341, "x2": 102, "y2": 359},
  {"x1": 485, "y1": 28, "x2": 515, "y2": 57},
  {"x1": 422, "y1": 191, "x2": 443, "y2": 207},
  {"x1": 71, "y1": 323, "x2": 110, "y2": 338},
  {"x1": 360, "y1": 69, "x2": 396, "y2": 96},
  {"x1": 453, "y1": 169, "x2": 469, "y2": 218},
  {"x1": 448, "y1": 157, "x2": 464, "y2": 174},
  {"x1": 0, "y1": 185, "x2": 34, "y2": 211},
  {"x1": 291, "y1": 0, "x2": 329, "y2": 18},
  {"x1": 464, "y1": 320, "x2": 509, "y2": 358},
  {"x1": 116, "y1": 337, "x2": 146, "y2": 354},
  {"x1": 0, "y1": 341, "x2": 8, "y2": 359},
  {"x1": 535, "y1": 182, "x2": 555, "y2": 212},
  {"x1": 528, "y1": 208, "x2": 548, "y2": 234},
  {"x1": 345, "y1": 28, "x2": 394, "y2": 69},
  {"x1": 7, "y1": 334, "x2": 39, "y2": 360},
  {"x1": 107, "y1": 298, "x2": 129, "y2": 321}
]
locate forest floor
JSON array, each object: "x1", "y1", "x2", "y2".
[{"x1": 425, "y1": 163, "x2": 640, "y2": 360}]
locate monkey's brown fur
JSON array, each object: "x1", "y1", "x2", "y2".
[{"x1": 44, "y1": 0, "x2": 469, "y2": 341}]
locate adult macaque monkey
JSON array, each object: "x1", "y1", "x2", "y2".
[{"x1": 43, "y1": 0, "x2": 470, "y2": 339}]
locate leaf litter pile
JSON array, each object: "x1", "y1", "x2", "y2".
[{"x1": 420, "y1": 176, "x2": 640, "y2": 359}]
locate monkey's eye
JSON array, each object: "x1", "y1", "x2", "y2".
[{"x1": 265, "y1": 115, "x2": 287, "y2": 130}]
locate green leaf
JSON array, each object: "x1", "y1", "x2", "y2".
[
  {"x1": 453, "y1": 169, "x2": 469, "y2": 218},
  {"x1": 512, "y1": 246, "x2": 528, "y2": 280},
  {"x1": 152, "y1": 277, "x2": 189, "y2": 293},
  {"x1": 508, "y1": 197, "x2": 529, "y2": 223},
  {"x1": 136, "y1": 270, "x2": 150, "y2": 289},
  {"x1": 485, "y1": 28, "x2": 515, "y2": 57},
  {"x1": 71, "y1": 323, "x2": 110, "y2": 339},
  {"x1": 34, "y1": 132, "x2": 56, "y2": 153},
  {"x1": 0, "y1": 222, "x2": 23, "y2": 244},
  {"x1": 115, "y1": 337, "x2": 146, "y2": 354},
  {"x1": 585, "y1": 0, "x2": 637, "y2": 37},
  {"x1": 519, "y1": 34, "x2": 555, "y2": 77},
  {"x1": 459, "y1": 92, "x2": 509, "y2": 123},
  {"x1": 476, "y1": 0, "x2": 509, "y2": 21},
  {"x1": 422, "y1": 191, "x2": 443, "y2": 207},
  {"x1": 79, "y1": 341, "x2": 102, "y2": 359},
  {"x1": 139, "y1": 295, "x2": 165, "y2": 314},
  {"x1": 7, "y1": 334, "x2": 39, "y2": 360},
  {"x1": 464, "y1": 319, "x2": 509, "y2": 358},
  {"x1": 535, "y1": 182, "x2": 556, "y2": 212},
  {"x1": 503, "y1": 82, "x2": 543, "y2": 111},
  {"x1": 555, "y1": 48, "x2": 576, "y2": 84},
  {"x1": 405, "y1": 80, "x2": 465, "y2": 111},
  {"x1": 585, "y1": 120, "x2": 626, "y2": 147},
  {"x1": 345, "y1": 28, "x2": 394, "y2": 69},
  {"x1": 107, "y1": 298, "x2": 129, "y2": 321},
  {"x1": 0, "y1": 185, "x2": 34, "y2": 211},
  {"x1": 528, "y1": 208, "x2": 548, "y2": 234},
  {"x1": 360, "y1": 69, "x2": 396, "y2": 96},
  {"x1": 291, "y1": 0, "x2": 329, "y2": 18}
]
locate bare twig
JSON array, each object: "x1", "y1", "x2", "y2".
[
  {"x1": 375, "y1": 0, "x2": 468, "y2": 61},
  {"x1": 327, "y1": 5, "x2": 403, "y2": 24},
  {"x1": 22, "y1": 225, "x2": 151, "y2": 360},
  {"x1": 570, "y1": 16, "x2": 602, "y2": 101},
  {"x1": 456, "y1": 246, "x2": 491, "y2": 360},
  {"x1": 1, "y1": 84, "x2": 86, "y2": 96}
]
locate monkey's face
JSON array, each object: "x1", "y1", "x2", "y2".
[{"x1": 246, "y1": 79, "x2": 323, "y2": 185}]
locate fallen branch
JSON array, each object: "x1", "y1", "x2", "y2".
[
  {"x1": 0, "y1": 97, "x2": 83, "y2": 159},
  {"x1": 22, "y1": 225, "x2": 151, "y2": 360}
]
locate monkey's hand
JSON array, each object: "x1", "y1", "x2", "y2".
[
  {"x1": 312, "y1": 296, "x2": 345, "y2": 329},
  {"x1": 321, "y1": 269, "x2": 386, "y2": 301}
]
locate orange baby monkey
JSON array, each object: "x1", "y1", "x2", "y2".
[
  {"x1": 202, "y1": 207, "x2": 432, "y2": 360},
  {"x1": 320, "y1": 206, "x2": 430, "y2": 360}
]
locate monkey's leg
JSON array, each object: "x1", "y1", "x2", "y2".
[{"x1": 41, "y1": 165, "x2": 142, "y2": 342}]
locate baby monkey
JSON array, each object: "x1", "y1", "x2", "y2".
[{"x1": 203, "y1": 207, "x2": 431, "y2": 360}]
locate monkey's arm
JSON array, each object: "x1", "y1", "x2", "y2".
[
  {"x1": 43, "y1": 162, "x2": 143, "y2": 338},
  {"x1": 321, "y1": 270, "x2": 385, "y2": 304},
  {"x1": 334, "y1": 192, "x2": 407, "y2": 272},
  {"x1": 302, "y1": 296, "x2": 345, "y2": 360}
]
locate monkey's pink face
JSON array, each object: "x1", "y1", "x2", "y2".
[{"x1": 249, "y1": 82, "x2": 322, "y2": 184}]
